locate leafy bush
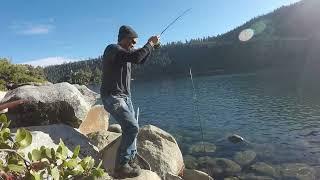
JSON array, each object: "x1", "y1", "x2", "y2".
[
  {"x1": 0, "y1": 58, "x2": 46, "y2": 90},
  {"x1": 0, "y1": 80, "x2": 6, "y2": 91},
  {"x1": 0, "y1": 114, "x2": 107, "y2": 179}
]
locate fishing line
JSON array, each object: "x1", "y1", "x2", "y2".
[{"x1": 189, "y1": 68, "x2": 211, "y2": 178}]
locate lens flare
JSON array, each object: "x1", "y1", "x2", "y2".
[
  {"x1": 239, "y1": 21, "x2": 267, "y2": 42},
  {"x1": 239, "y1": 29, "x2": 255, "y2": 42},
  {"x1": 251, "y1": 21, "x2": 267, "y2": 35}
]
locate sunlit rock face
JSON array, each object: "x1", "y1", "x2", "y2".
[
  {"x1": 79, "y1": 105, "x2": 109, "y2": 135},
  {"x1": 1, "y1": 82, "x2": 92, "y2": 128}
]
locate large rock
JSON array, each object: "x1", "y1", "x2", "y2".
[
  {"x1": 73, "y1": 84, "x2": 99, "y2": 106},
  {"x1": 0, "y1": 91, "x2": 7, "y2": 113},
  {"x1": 6, "y1": 82, "x2": 53, "y2": 90},
  {"x1": 101, "y1": 125, "x2": 184, "y2": 178},
  {"x1": 101, "y1": 136, "x2": 151, "y2": 176},
  {"x1": 12, "y1": 124, "x2": 99, "y2": 161},
  {"x1": 87, "y1": 130, "x2": 121, "y2": 151},
  {"x1": 121, "y1": 170, "x2": 161, "y2": 180},
  {"x1": 102, "y1": 136, "x2": 121, "y2": 175},
  {"x1": 183, "y1": 169, "x2": 214, "y2": 180},
  {"x1": 233, "y1": 150, "x2": 256, "y2": 166},
  {"x1": 278, "y1": 163, "x2": 316, "y2": 180},
  {"x1": 79, "y1": 105, "x2": 109, "y2": 135},
  {"x1": 1, "y1": 82, "x2": 91, "y2": 128},
  {"x1": 0, "y1": 91, "x2": 6, "y2": 101},
  {"x1": 248, "y1": 162, "x2": 278, "y2": 178},
  {"x1": 137, "y1": 125, "x2": 184, "y2": 178},
  {"x1": 166, "y1": 172, "x2": 183, "y2": 180},
  {"x1": 198, "y1": 157, "x2": 241, "y2": 178}
]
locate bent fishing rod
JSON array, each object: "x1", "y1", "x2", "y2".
[
  {"x1": 160, "y1": 8, "x2": 192, "y2": 36},
  {"x1": 153, "y1": 9, "x2": 212, "y2": 177},
  {"x1": 154, "y1": 8, "x2": 192, "y2": 48},
  {"x1": 157, "y1": 9, "x2": 209, "y2": 154}
]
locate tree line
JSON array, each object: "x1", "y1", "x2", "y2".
[{"x1": 42, "y1": 0, "x2": 319, "y2": 85}]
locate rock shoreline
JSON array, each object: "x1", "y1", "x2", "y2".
[
  {"x1": 0, "y1": 82, "x2": 212, "y2": 180},
  {"x1": 0, "y1": 82, "x2": 317, "y2": 180}
]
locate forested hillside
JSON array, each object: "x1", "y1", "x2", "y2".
[{"x1": 44, "y1": 0, "x2": 320, "y2": 84}]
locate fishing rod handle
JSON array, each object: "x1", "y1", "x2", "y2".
[{"x1": 154, "y1": 43, "x2": 161, "y2": 49}]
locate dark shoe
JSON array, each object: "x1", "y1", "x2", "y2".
[{"x1": 114, "y1": 163, "x2": 141, "y2": 178}]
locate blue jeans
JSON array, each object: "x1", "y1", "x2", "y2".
[{"x1": 102, "y1": 94, "x2": 138, "y2": 167}]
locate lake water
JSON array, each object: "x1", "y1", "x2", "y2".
[{"x1": 90, "y1": 73, "x2": 320, "y2": 179}]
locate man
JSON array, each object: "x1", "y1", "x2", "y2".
[{"x1": 101, "y1": 25, "x2": 159, "y2": 178}]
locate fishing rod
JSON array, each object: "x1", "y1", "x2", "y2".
[
  {"x1": 160, "y1": 8, "x2": 192, "y2": 36},
  {"x1": 154, "y1": 8, "x2": 192, "y2": 48}
]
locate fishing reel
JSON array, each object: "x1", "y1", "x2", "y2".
[{"x1": 154, "y1": 42, "x2": 161, "y2": 49}]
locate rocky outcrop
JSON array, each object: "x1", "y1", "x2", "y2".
[
  {"x1": 102, "y1": 136, "x2": 121, "y2": 174},
  {"x1": 100, "y1": 136, "x2": 151, "y2": 175},
  {"x1": 1, "y1": 82, "x2": 91, "y2": 128},
  {"x1": 102, "y1": 136, "x2": 151, "y2": 176},
  {"x1": 101, "y1": 125, "x2": 184, "y2": 179},
  {"x1": 0, "y1": 91, "x2": 7, "y2": 113},
  {"x1": 0, "y1": 91, "x2": 6, "y2": 101},
  {"x1": 121, "y1": 170, "x2": 161, "y2": 180},
  {"x1": 6, "y1": 82, "x2": 53, "y2": 90},
  {"x1": 79, "y1": 105, "x2": 109, "y2": 135},
  {"x1": 9, "y1": 123, "x2": 169, "y2": 180},
  {"x1": 166, "y1": 172, "x2": 183, "y2": 180},
  {"x1": 12, "y1": 124, "x2": 99, "y2": 161},
  {"x1": 73, "y1": 84, "x2": 99, "y2": 106},
  {"x1": 137, "y1": 125, "x2": 184, "y2": 179},
  {"x1": 87, "y1": 130, "x2": 121, "y2": 151}
]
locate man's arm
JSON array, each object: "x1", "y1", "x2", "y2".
[
  {"x1": 139, "y1": 49, "x2": 152, "y2": 64},
  {"x1": 115, "y1": 43, "x2": 153, "y2": 64}
]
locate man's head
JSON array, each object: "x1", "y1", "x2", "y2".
[{"x1": 118, "y1": 25, "x2": 138, "y2": 50}]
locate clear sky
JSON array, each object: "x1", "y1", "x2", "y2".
[{"x1": 0, "y1": 0, "x2": 300, "y2": 66}]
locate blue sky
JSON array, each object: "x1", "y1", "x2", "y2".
[{"x1": 0, "y1": 0, "x2": 300, "y2": 66}]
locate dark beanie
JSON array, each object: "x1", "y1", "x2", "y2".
[{"x1": 118, "y1": 25, "x2": 138, "y2": 42}]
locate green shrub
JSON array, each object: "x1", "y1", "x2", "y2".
[
  {"x1": 0, "y1": 80, "x2": 6, "y2": 91},
  {"x1": 0, "y1": 58, "x2": 47, "y2": 90},
  {"x1": 0, "y1": 114, "x2": 107, "y2": 179}
]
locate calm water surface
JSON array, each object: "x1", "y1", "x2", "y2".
[{"x1": 91, "y1": 73, "x2": 320, "y2": 179}]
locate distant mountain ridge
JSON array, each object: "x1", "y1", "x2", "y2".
[{"x1": 44, "y1": 0, "x2": 320, "y2": 84}]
